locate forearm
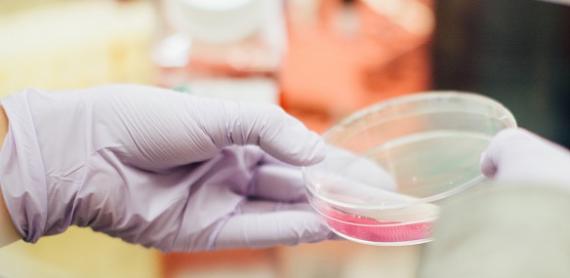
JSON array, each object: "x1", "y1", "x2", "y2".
[{"x1": 0, "y1": 106, "x2": 21, "y2": 247}]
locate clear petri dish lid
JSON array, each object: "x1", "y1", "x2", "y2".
[{"x1": 304, "y1": 91, "x2": 517, "y2": 211}]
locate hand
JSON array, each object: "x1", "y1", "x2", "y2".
[
  {"x1": 481, "y1": 128, "x2": 570, "y2": 185},
  {"x1": 0, "y1": 85, "x2": 332, "y2": 252}
]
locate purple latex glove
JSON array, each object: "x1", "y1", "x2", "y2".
[
  {"x1": 481, "y1": 128, "x2": 570, "y2": 185},
  {"x1": 0, "y1": 85, "x2": 332, "y2": 252}
]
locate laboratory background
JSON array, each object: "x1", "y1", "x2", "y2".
[{"x1": 0, "y1": 0, "x2": 568, "y2": 277}]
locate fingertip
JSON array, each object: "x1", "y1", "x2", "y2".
[
  {"x1": 297, "y1": 132, "x2": 326, "y2": 165},
  {"x1": 213, "y1": 208, "x2": 333, "y2": 249},
  {"x1": 229, "y1": 102, "x2": 326, "y2": 166},
  {"x1": 261, "y1": 116, "x2": 326, "y2": 166},
  {"x1": 482, "y1": 128, "x2": 531, "y2": 178},
  {"x1": 261, "y1": 203, "x2": 332, "y2": 244},
  {"x1": 480, "y1": 150, "x2": 497, "y2": 178},
  {"x1": 295, "y1": 212, "x2": 334, "y2": 244},
  {"x1": 481, "y1": 129, "x2": 514, "y2": 178}
]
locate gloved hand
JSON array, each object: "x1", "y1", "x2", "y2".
[
  {"x1": 0, "y1": 85, "x2": 332, "y2": 252},
  {"x1": 481, "y1": 128, "x2": 570, "y2": 185}
]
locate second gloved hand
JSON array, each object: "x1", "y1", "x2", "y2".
[
  {"x1": 0, "y1": 85, "x2": 331, "y2": 252},
  {"x1": 481, "y1": 128, "x2": 570, "y2": 185}
]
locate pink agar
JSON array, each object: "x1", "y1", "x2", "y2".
[{"x1": 325, "y1": 208, "x2": 432, "y2": 243}]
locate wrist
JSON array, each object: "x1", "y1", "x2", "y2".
[{"x1": 0, "y1": 106, "x2": 22, "y2": 247}]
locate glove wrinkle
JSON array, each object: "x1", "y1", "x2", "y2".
[{"x1": 0, "y1": 90, "x2": 49, "y2": 242}]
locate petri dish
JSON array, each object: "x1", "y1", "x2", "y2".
[{"x1": 303, "y1": 92, "x2": 516, "y2": 246}]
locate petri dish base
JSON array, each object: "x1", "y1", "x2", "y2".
[{"x1": 304, "y1": 92, "x2": 516, "y2": 246}]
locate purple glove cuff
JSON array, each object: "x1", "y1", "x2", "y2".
[{"x1": 0, "y1": 90, "x2": 49, "y2": 243}]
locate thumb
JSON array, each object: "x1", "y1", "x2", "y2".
[
  {"x1": 481, "y1": 128, "x2": 570, "y2": 183},
  {"x1": 480, "y1": 128, "x2": 532, "y2": 179}
]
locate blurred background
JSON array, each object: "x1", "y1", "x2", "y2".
[{"x1": 0, "y1": 0, "x2": 568, "y2": 277}]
